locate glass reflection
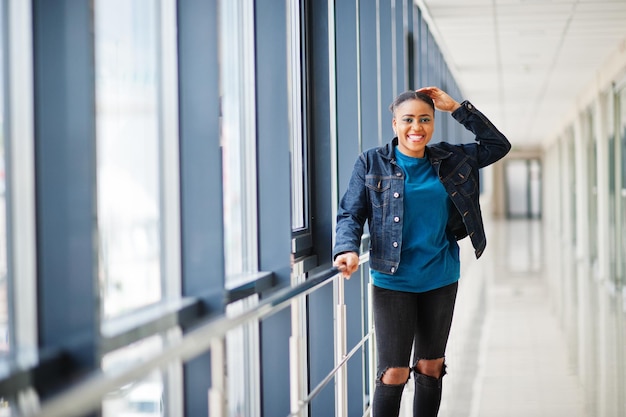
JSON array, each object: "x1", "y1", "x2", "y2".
[{"x1": 94, "y1": 0, "x2": 162, "y2": 318}]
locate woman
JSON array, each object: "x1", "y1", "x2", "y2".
[{"x1": 333, "y1": 87, "x2": 511, "y2": 416}]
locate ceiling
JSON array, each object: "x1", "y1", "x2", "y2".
[{"x1": 416, "y1": 0, "x2": 626, "y2": 149}]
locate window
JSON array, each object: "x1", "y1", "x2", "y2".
[
  {"x1": 607, "y1": 93, "x2": 617, "y2": 284},
  {"x1": 289, "y1": 0, "x2": 316, "y2": 260},
  {"x1": 0, "y1": 0, "x2": 38, "y2": 367},
  {"x1": 505, "y1": 159, "x2": 541, "y2": 219},
  {"x1": 0, "y1": 0, "x2": 8, "y2": 357},
  {"x1": 219, "y1": 1, "x2": 261, "y2": 416},
  {"x1": 95, "y1": 3, "x2": 181, "y2": 413},
  {"x1": 95, "y1": 0, "x2": 162, "y2": 318},
  {"x1": 618, "y1": 87, "x2": 626, "y2": 284},
  {"x1": 2, "y1": 3, "x2": 38, "y2": 413},
  {"x1": 220, "y1": 0, "x2": 258, "y2": 282},
  {"x1": 289, "y1": 0, "x2": 308, "y2": 233},
  {"x1": 567, "y1": 131, "x2": 577, "y2": 246},
  {"x1": 585, "y1": 109, "x2": 599, "y2": 266}
]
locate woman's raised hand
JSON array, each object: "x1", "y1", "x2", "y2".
[{"x1": 416, "y1": 86, "x2": 461, "y2": 113}]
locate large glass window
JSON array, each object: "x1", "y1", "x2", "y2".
[
  {"x1": 586, "y1": 110, "x2": 599, "y2": 266},
  {"x1": 95, "y1": 0, "x2": 162, "y2": 318},
  {"x1": 568, "y1": 131, "x2": 577, "y2": 246},
  {"x1": 219, "y1": 1, "x2": 260, "y2": 416},
  {"x1": 289, "y1": 0, "x2": 308, "y2": 233},
  {"x1": 3, "y1": 0, "x2": 37, "y2": 382},
  {"x1": 607, "y1": 93, "x2": 617, "y2": 285},
  {"x1": 0, "y1": 0, "x2": 8, "y2": 357},
  {"x1": 220, "y1": 0, "x2": 258, "y2": 282},
  {"x1": 289, "y1": 0, "x2": 315, "y2": 261},
  {"x1": 618, "y1": 87, "x2": 626, "y2": 285},
  {"x1": 505, "y1": 159, "x2": 541, "y2": 219}
]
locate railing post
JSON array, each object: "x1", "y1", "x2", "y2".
[
  {"x1": 368, "y1": 282, "x2": 376, "y2": 414},
  {"x1": 334, "y1": 275, "x2": 348, "y2": 416},
  {"x1": 208, "y1": 338, "x2": 227, "y2": 417},
  {"x1": 290, "y1": 263, "x2": 308, "y2": 417}
]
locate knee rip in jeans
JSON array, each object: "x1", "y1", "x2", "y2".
[
  {"x1": 377, "y1": 366, "x2": 410, "y2": 386},
  {"x1": 412, "y1": 358, "x2": 447, "y2": 380}
]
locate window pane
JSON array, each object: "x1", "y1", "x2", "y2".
[
  {"x1": 617, "y1": 89, "x2": 626, "y2": 284},
  {"x1": 220, "y1": 0, "x2": 258, "y2": 281},
  {"x1": 95, "y1": 0, "x2": 162, "y2": 318},
  {"x1": 505, "y1": 160, "x2": 529, "y2": 218},
  {"x1": 529, "y1": 159, "x2": 541, "y2": 218},
  {"x1": 587, "y1": 111, "x2": 598, "y2": 263},
  {"x1": 568, "y1": 133, "x2": 577, "y2": 245},
  {"x1": 0, "y1": 0, "x2": 7, "y2": 357},
  {"x1": 219, "y1": 2, "x2": 260, "y2": 416},
  {"x1": 289, "y1": 0, "x2": 307, "y2": 231}
]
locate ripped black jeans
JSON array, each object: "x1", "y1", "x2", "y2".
[{"x1": 372, "y1": 282, "x2": 458, "y2": 417}]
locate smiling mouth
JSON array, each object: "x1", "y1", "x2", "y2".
[{"x1": 407, "y1": 134, "x2": 425, "y2": 142}]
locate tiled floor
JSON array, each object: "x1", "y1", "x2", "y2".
[{"x1": 399, "y1": 218, "x2": 587, "y2": 417}]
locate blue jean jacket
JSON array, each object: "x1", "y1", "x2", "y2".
[{"x1": 333, "y1": 100, "x2": 511, "y2": 274}]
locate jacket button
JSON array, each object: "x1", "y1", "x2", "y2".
[
  {"x1": 393, "y1": 192, "x2": 400, "y2": 198},
  {"x1": 393, "y1": 241, "x2": 398, "y2": 248},
  {"x1": 391, "y1": 267, "x2": 396, "y2": 273},
  {"x1": 396, "y1": 172, "x2": 402, "y2": 177},
  {"x1": 394, "y1": 216, "x2": 400, "y2": 222}
]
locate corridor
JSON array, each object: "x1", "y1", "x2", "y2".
[{"x1": 401, "y1": 217, "x2": 587, "y2": 417}]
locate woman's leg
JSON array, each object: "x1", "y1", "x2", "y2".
[
  {"x1": 372, "y1": 286, "x2": 417, "y2": 417},
  {"x1": 412, "y1": 281, "x2": 458, "y2": 417}
]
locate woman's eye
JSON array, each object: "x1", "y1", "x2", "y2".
[
  {"x1": 402, "y1": 118, "x2": 413, "y2": 123},
  {"x1": 419, "y1": 117, "x2": 431, "y2": 123}
]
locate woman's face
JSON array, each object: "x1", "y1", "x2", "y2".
[{"x1": 392, "y1": 99, "x2": 435, "y2": 158}]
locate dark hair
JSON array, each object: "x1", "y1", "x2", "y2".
[{"x1": 389, "y1": 90, "x2": 435, "y2": 114}]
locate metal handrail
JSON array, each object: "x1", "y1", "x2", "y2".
[
  {"x1": 24, "y1": 265, "x2": 366, "y2": 417},
  {"x1": 288, "y1": 330, "x2": 373, "y2": 417}
]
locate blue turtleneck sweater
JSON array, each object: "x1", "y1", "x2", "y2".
[{"x1": 371, "y1": 147, "x2": 460, "y2": 293}]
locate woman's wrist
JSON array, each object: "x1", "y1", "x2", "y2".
[{"x1": 450, "y1": 101, "x2": 461, "y2": 112}]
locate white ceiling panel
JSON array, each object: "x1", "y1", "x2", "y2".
[{"x1": 417, "y1": 0, "x2": 626, "y2": 147}]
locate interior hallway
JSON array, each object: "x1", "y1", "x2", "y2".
[{"x1": 399, "y1": 217, "x2": 587, "y2": 417}]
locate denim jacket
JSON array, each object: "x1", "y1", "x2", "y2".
[{"x1": 333, "y1": 100, "x2": 511, "y2": 274}]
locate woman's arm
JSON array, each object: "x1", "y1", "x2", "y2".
[
  {"x1": 418, "y1": 86, "x2": 511, "y2": 167},
  {"x1": 451, "y1": 100, "x2": 511, "y2": 167},
  {"x1": 333, "y1": 155, "x2": 369, "y2": 276}
]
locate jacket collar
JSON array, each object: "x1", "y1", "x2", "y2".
[{"x1": 377, "y1": 137, "x2": 397, "y2": 161}]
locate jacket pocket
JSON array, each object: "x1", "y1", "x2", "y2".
[
  {"x1": 450, "y1": 163, "x2": 477, "y2": 197},
  {"x1": 365, "y1": 175, "x2": 391, "y2": 208}
]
